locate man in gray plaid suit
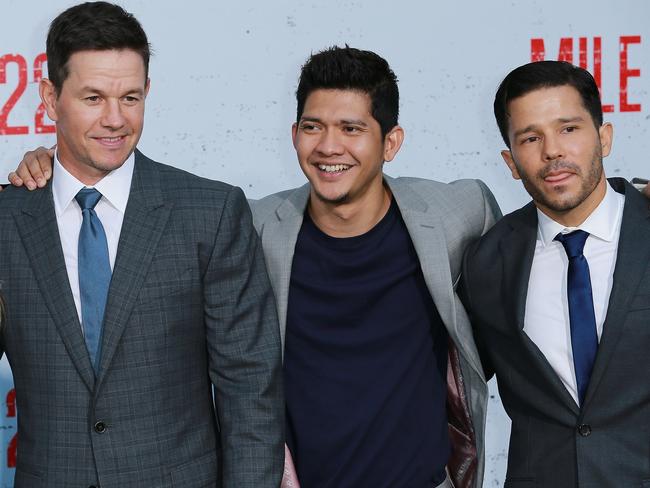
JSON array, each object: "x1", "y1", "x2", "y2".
[{"x1": 0, "y1": 2, "x2": 283, "y2": 487}]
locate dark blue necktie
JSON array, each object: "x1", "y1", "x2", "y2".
[
  {"x1": 554, "y1": 230, "x2": 598, "y2": 405},
  {"x1": 75, "y1": 188, "x2": 111, "y2": 371}
]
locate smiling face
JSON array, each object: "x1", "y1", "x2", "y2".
[
  {"x1": 292, "y1": 88, "x2": 403, "y2": 214},
  {"x1": 501, "y1": 85, "x2": 613, "y2": 226},
  {"x1": 40, "y1": 49, "x2": 149, "y2": 185}
]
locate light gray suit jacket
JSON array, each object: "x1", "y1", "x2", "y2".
[
  {"x1": 250, "y1": 175, "x2": 501, "y2": 488},
  {"x1": 0, "y1": 151, "x2": 284, "y2": 488}
]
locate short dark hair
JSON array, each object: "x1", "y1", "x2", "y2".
[
  {"x1": 47, "y1": 1, "x2": 151, "y2": 94},
  {"x1": 494, "y1": 61, "x2": 603, "y2": 148},
  {"x1": 296, "y1": 46, "x2": 399, "y2": 137}
]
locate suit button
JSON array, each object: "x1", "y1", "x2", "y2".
[
  {"x1": 577, "y1": 424, "x2": 591, "y2": 436},
  {"x1": 94, "y1": 421, "x2": 107, "y2": 433}
]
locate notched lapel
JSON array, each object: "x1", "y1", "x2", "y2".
[
  {"x1": 499, "y1": 205, "x2": 537, "y2": 332},
  {"x1": 14, "y1": 186, "x2": 95, "y2": 391},
  {"x1": 95, "y1": 155, "x2": 171, "y2": 384},
  {"x1": 584, "y1": 181, "x2": 650, "y2": 408},
  {"x1": 500, "y1": 204, "x2": 579, "y2": 414},
  {"x1": 390, "y1": 181, "x2": 484, "y2": 376},
  {"x1": 260, "y1": 186, "x2": 309, "y2": 350}
]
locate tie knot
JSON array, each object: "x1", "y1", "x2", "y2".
[
  {"x1": 555, "y1": 229, "x2": 589, "y2": 258},
  {"x1": 75, "y1": 188, "x2": 102, "y2": 211}
]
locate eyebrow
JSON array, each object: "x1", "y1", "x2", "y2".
[
  {"x1": 299, "y1": 116, "x2": 368, "y2": 127},
  {"x1": 513, "y1": 116, "x2": 585, "y2": 138},
  {"x1": 79, "y1": 86, "x2": 146, "y2": 96}
]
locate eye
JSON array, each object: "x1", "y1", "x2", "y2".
[
  {"x1": 563, "y1": 126, "x2": 578, "y2": 133},
  {"x1": 343, "y1": 125, "x2": 361, "y2": 134},
  {"x1": 122, "y1": 95, "x2": 141, "y2": 105},
  {"x1": 299, "y1": 123, "x2": 319, "y2": 132},
  {"x1": 84, "y1": 95, "x2": 101, "y2": 104},
  {"x1": 521, "y1": 135, "x2": 539, "y2": 144}
]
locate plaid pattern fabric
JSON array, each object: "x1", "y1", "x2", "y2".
[{"x1": 0, "y1": 151, "x2": 284, "y2": 487}]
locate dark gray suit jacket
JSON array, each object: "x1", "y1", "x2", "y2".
[
  {"x1": 461, "y1": 178, "x2": 650, "y2": 488},
  {"x1": 0, "y1": 151, "x2": 284, "y2": 487}
]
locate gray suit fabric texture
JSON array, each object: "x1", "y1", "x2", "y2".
[
  {"x1": 0, "y1": 151, "x2": 284, "y2": 487},
  {"x1": 461, "y1": 177, "x2": 650, "y2": 488},
  {"x1": 250, "y1": 175, "x2": 501, "y2": 487}
]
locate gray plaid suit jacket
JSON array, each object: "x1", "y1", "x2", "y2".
[
  {"x1": 0, "y1": 151, "x2": 284, "y2": 487},
  {"x1": 250, "y1": 175, "x2": 501, "y2": 488}
]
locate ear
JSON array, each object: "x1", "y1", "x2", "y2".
[
  {"x1": 291, "y1": 122, "x2": 298, "y2": 149},
  {"x1": 144, "y1": 78, "x2": 151, "y2": 98},
  {"x1": 598, "y1": 122, "x2": 613, "y2": 157},
  {"x1": 383, "y1": 125, "x2": 404, "y2": 162},
  {"x1": 501, "y1": 149, "x2": 521, "y2": 180},
  {"x1": 39, "y1": 78, "x2": 59, "y2": 123}
]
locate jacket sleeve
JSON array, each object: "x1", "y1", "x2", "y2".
[{"x1": 203, "y1": 186, "x2": 284, "y2": 487}]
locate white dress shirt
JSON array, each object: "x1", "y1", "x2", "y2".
[
  {"x1": 523, "y1": 181, "x2": 624, "y2": 405},
  {"x1": 52, "y1": 153, "x2": 134, "y2": 323}
]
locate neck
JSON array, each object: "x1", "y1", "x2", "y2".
[{"x1": 308, "y1": 184, "x2": 392, "y2": 238}]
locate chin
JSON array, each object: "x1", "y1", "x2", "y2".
[{"x1": 314, "y1": 189, "x2": 349, "y2": 205}]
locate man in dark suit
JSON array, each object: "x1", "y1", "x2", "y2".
[
  {"x1": 0, "y1": 3, "x2": 283, "y2": 486},
  {"x1": 461, "y1": 60, "x2": 650, "y2": 487}
]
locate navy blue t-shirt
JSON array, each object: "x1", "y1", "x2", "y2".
[{"x1": 284, "y1": 198, "x2": 450, "y2": 487}]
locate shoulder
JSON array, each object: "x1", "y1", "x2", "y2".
[
  {"x1": 136, "y1": 152, "x2": 244, "y2": 208},
  {"x1": 248, "y1": 184, "x2": 309, "y2": 228},
  {"x1": 389, "y1": 175, "x2": 500, "y2": 235},
  {"x1": 389, "y1": 175, "x2": 494, "y2": 207},
  {"x1": 466, "y1": 202, "x2": 535, "y2": 261},
  {"x1": 0, "y1": 184, "x2": 44, "y2": 214}
]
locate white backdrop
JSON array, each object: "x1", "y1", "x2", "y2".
[{"x1": 0, "y1": 1, "x2": 648, "y2": 486}]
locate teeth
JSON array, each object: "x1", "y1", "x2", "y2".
[
  {"x1": 100, "y1": 137, "x2": 123, "y2": 142},
  {"x1": 318, "y1": 164, "x2": 350, "y2": 173}
]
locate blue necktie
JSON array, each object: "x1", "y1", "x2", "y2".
[
  {"x1": 554, "y1": 230, "x2": 598, "y2": 405},
  {"x1": 75, "y1": 188, "x2": 111, "y2": 371}
]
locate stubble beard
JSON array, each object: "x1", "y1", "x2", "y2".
[{"x1": 516, "y1": 144, "x2": 604, "y2": 214}]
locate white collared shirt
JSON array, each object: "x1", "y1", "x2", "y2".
[
  {"x1": 523, "y1": 181, "x2": 625, "y2": 405},
  {"x1": 52, "y1": 153, "x2": 134, "y2": 322}
]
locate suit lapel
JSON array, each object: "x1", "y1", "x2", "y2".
[
  {"x1": 499, "y1": 203, "x2": 537, "y2": 332},
  {"x1": 500, "y1": 204, "x2": 580, "y2": 414},
  {"x1": 260, "y1": 185, "x2": 309, "y2": 350},
  {"x1": 388, "y1": 177, "x2": 485, "y2": 377},
  {"x1": 583, "y1": 179, "x2": 650, "y2": 408},
  {"x1": 13, "y1": 186, "x2": 95, "y2": 391},
  {"x1": 95, "y1": 152, "x2": 171, "y2": 385}
]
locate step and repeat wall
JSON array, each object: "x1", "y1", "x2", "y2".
[{"x1": 1, "y1": 1, "x2": 648, "y2": 485}]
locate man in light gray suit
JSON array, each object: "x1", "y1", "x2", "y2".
[
  {"x1": 0, "y1": 3, "x2": 283, "y2": 487},
  {"x1": 251, "y1": 47, "x2": 500, "y2": 488}
]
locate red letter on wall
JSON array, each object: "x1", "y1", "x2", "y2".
[{"x1": 619, "y1": 35, "x2": 641, "y2": 112}]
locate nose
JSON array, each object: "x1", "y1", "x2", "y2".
[
  {"x1": 314, "y1": 128, "x2": 344, "y2": 156},
  {"x1": 100, "y1": 99, "x2": 126, "y2": 129},
  {"x1": 542, "y1": 134, "x2": 564, "y2": 161}
]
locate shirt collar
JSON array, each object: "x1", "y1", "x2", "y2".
[
  {"x1": 52, "y1": 152, "x2": 135, "y2": 216},
  {"x1": 536, "y1": 180, "x2": 625, "y2": 246}
]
